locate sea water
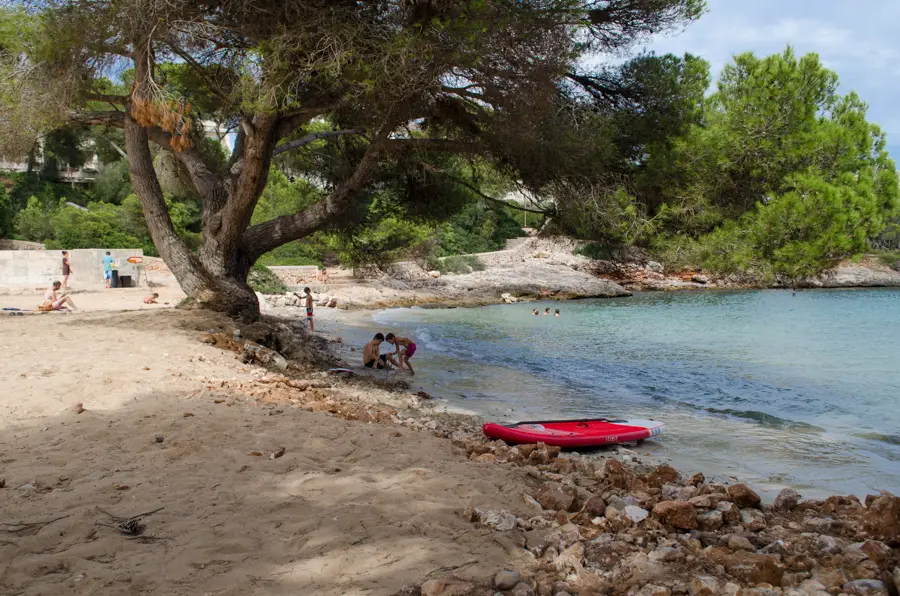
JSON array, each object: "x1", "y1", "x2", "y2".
[{"x1": 367, "y1": 289, "x2": 900, "y2": 497}]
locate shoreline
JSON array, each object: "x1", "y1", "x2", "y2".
[{"x1": 1, "y1": 309, "x2": 899, "y2": 595}]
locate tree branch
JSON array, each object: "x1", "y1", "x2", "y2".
[
  {"x1": 273, "y1": 129, "x2": 366, "y2": 156},
  {"x1": 421, "y1": 164, "x2": 556, "y2": 216},
  {"x1": 243, "y1": 123, "x2": 396, "y2": 260},
  {"x1": 67, "y1": 111, "x2": 125, "y2": 127},
  {"x1": 384, "y1": 138, "x2": 480, "y2": 154}
]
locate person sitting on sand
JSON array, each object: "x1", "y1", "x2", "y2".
[
  {"x1": 144, "y1": 293, "x2": 159, "y2": 304},
  {"x1": 385, "y1": 333, "x2": 417, "y2": 375},
  {"x1": 363, "y1": 333, "x2": 396, "y2": 369},
  {"x1": 554, "y1": 309, "x2": 560, "y2": 317},
  {"x1": 40, "y1": 281, "x2": 76, "y2": 311}
]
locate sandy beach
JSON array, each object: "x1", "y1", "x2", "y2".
[{"x1": 2, "y1": 287, "x2": 900, "y2": 595}]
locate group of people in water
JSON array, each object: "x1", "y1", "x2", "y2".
[
  {"x1": 363, "y1": 333, "x2": 417, "y2": 375},
  {"x1": 533, "y1": 307, "x2": 560, "y2": 316}
]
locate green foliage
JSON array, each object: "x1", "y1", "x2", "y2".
[
  {"x1": 435, "y1": 201, "x2": 525, "y2": 256},
  {"x1": 247, "y1": 263, "x2": 288, "y2": 295},
  {"x1": 0, "y1": 183, "x2": 11, "y2": 237},
  {"x1": 90, "y1": 161, "x2": 133, "y2": 205},
  {"x1": 425, "y1": 254, "x2": 485, "y2": 275}
]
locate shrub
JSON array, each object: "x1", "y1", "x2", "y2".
[{"x1": 247, "y1": 263, "x2": 288, "y2": 295}]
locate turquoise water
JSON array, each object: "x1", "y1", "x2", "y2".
[{"x1": 369, "y1": 290, "x2": 900, "y2": 497}]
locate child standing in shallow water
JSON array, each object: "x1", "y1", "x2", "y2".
[{"x1": 385, "y1": 333, "x2": 417, "y2": 375}]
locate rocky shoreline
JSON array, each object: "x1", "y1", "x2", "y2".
[{"x1": 203, "y1": 316, "x2": 900, "y2": 596}]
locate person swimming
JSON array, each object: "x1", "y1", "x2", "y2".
[
  {"x1": 554, "y1": 309, "x2": 560, "y2": 317},
  {"x1": 532, "y1": 308, "x2": 539, "y2": 315},
  {"x1": 543, "y1": 308, "x2": 551, "y2": 315}
]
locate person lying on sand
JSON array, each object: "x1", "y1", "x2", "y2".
[
  {"x1": 40, "y1": 281, "x2": 76, "y2": 311},
  {"x1": 363, "y1": 333, "x2": 396, "y2": 369},
  {"x1": 143, "y1": 293, "x2": 159, "y2": 304},
  {"x1": 385, "y1": 333, "x2": 417, "y2": 375}
]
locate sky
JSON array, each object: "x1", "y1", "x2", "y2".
[{"x1": 642, "y1": 0, "x2": 900, "y2": 159}]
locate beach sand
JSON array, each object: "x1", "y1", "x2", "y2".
[{"x1": 0, "y1": 310, "x2": 531, "y2": 595}]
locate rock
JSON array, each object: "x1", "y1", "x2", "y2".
[
  {"x1": 582, "y1": 495, "x2": 606, "y2": 516},
  {"x1": 662, "y1": 484, "x2": 698, "y2": 501},
  {"x1": 554, "y1": 542, "x2": 585, "y2": 572},
  {"x1": 727, "y1": 483, "x2": 762, "y2": 508},
  {"x1": 774, "y1": 488, "x2": 802, "y2": 511},
  {"x1": 841, "y1": 579, "x2": 889, "y2": 595},
  {"x1": 644, "y1": 464, "x2": 680, "y2": 488},
  {"x1": 892, "y1": 568, "x2": 899, "y2": 594},
  {"x1": 624, "y1": 505, "x2": 650, "y2": 524},
  {"x1": 652, "y1": 501, "x2": 698, "y2": 530},
  {"x1": 428, "y1": 270, "x2": 441, "y2": 278},
  {"x1": 723, "y1": 552, "x2": 784, "y2": 585},
  {"x1": 689, "y1": 576, "x2": 721, "y2": 596},
  {"x1": 717, "y1": 501, "x2": 741, "y2": 524},
  {"x1": 635, "y1": 586, "x2": 671, "y2": 596},
  {"x1": 727, "y1": 535, "x2": 755, "y2": 551},
  {"x1": 856, "y1": 540, "x2": 891, "y2": 566},
  {"x1": 697, "y1": 510, "x2": 724, "y2": 531},
  {"x1": 803, "y1": 517, "x2": 833, "y2": 533},
  {"x1": 154, "y1": 434, "x2": 165, "y2": 443},
  {"x1": 618, "y1": 552, "x2": 668, "y2": 588},
  {"x1": 0, "y1": 479, "x2": 5, "y2": 489},
  {"x1": 535, "y1": 486, "x2": 577, "y2": 512},
  {"x1": 495, "y1": 571, "x2": 522, "y2": 590},
  {"x1": 511, "y1": 583, "x2": 535, "y2": 596},
  {"x1": 421, "y1": 579, "x2": 474, "y2": 596},
  {"x1": 688, "y1": 472, "x2": 706, "y2": 486},
  {"x1": 811, "y1": 566, "x2": 848, "y2": 591},
  {"x1": 604, "y1": 458, "x2": 633, "y2": 488},
  {"x1": 474, "y1": 508, "x2": 518, "y2": 532},
  {"x1": 474, "y1": 453, "x2": 498, "y2": 463},
  {"x1": 691, "y1": 274, "x2": 709, "y2": 284},
  {"x1": 741, "y1": 508, "x2": 768, "y2": 532},
  {"x1": 649, "y1": 546, "x2": 683, "y2": 563},
  {"x1": 646, "y1": 261, "x2": 664, "y2": 273},
  {"x1": 863, "y1": 492, "x2": 900, "y2": 543},
  {"x1": 607, "y1": 495, "x2": 640, "y2": 511},
  {"x1": 815, "y1": 534, "x2": 842, "y2": 555}
]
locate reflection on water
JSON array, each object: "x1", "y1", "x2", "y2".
[{"x1": 355, "y1": 289, "x2": 900, "y2": 497}]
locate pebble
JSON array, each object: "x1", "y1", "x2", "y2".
[{"x1": 154, "y1": 435, "x2": 165, "y2": 443}]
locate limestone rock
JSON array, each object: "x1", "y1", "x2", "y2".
[
  {"x1": 774, "y1": 488, "x2": 802, "y2": 511},
  {"x1": 535, "y1": 486, "x2": 577, "y2": 512},
  {"x1": 474, "y1": 507, "x2": 518, "y2": 531},
  {"x1": 727, "y1": 535, "x2": 755, "y2": 551},
  {"x1": 582, "y1": 495, "x2": 606, "y2": 516},
  {"x1": 723, "y1": 551, "x2": 784, "y2": 585},
  {"x1": 652, "y1": 500, "x2": 698, "y2": 530},
  {"x1": 421, "y1": 579, "x2": 474, "y2": 596},
  {"x1": 511, "y1": 583, "x2": 535, "y2": 596},
  {"x1": 727, "y1": 483, "x2": 762, "y2": 508},
  {"x1": 635, "y1": 586, "x2": 670, "y2": 596},
  {"x1": 811, "y1": 566, "x2": 848, "y2": 591},
  {"x1": 688, "y1": 576, "x2": 720, "y2": 596},
  {"x1": 856, "y1": 540, "x2": 891, "y2": 566},
  {"x1": 624, "y1": 505, "x2": 649, "y2": 524},
  {"x1": 717, "y1": 500, "x2": 741, "y2": 524},
  {"x1": 428, "y1": 270, "x2": 441, "y2": 278},
  {"x1": 494, "y1": 571, "x2": 522, "y2": 590},
  {"x1": 741, "y1": 508, "x2": 767, "y2": 532},
  {"x1": 862, "y1": 492, "x2": 900, "y2": 543},
  {"x1": 644, "y1": 464, "x2": 680, "y2": 488},
  {"x1": 841, "y1": 579, "x2": 889, "y2": 595},
  {"x1": 554, "y1": 542, "x2": 585, "y2": 572},
  {"x1": 688, "y1": 472, "x2": 706, "y2": 486},
  {"x1": 697, "y1": 510, "x2": 724, "y2": 531}
]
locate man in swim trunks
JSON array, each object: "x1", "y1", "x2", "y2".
[
  {"x1": 363, "y1": 333, "x2": 395, "y2": 369},
  {"x1": 385, "y1": 333, "x2": 417, "y2": 375},
  {"x1": 303, "y1": 287, "x2": 315, "y2": 332}
]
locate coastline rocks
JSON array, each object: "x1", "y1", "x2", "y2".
[
  {"x1": 862, "y1": 492, "x2": 900, "y2": 542},
  {"x1": 817, "y1": 266, "x2": 900, "y2": 288},
  {"x1": 470, "y1": 507, "x2": 518, "y2": 531},
  {"x1": 774, "y1": 488, "x2": 802, "y2": 512},
  {"x1": 688, "y1": 576, "x2": 721, "y2": 596},
  {"x1": 652, "y1": 501, "x2": 698, "y2": 530},
  {"x1": 421, "y1": 579, "x2": 474, "y2": 596},
  {"x1": 841, "y1": 579, "x2": 889, "y2": 595},
  {"x1": 535, "y1": 486, "x2": 577, "y2": 513},
  {"x1": 727, "y1": 483, "x2": 762, "y2": 509},
  {"x1": 723, "y1": 551, "x2": 784, "y2": 585},
  {"x1": 741, "y1": 508, "x2": 768, "y2": 532},
  {"x1": 494, "y1": 570, "x2": 522, "y2": 590}
]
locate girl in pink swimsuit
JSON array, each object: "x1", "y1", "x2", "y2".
[{"x1": 385, "y1": 333, "x2": 417, "y2": 375}]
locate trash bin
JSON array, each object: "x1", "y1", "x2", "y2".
[{"x1": 111, "y1": 270, "x2": 120, "y2": 288}]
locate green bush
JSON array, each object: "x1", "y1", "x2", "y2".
[
  {"x1": 247, "y1": 263, "x2": 288, "y2": 295},
  {"x1": 573, "y1": 243, "x2": 615, "y2": 261},
  {"x1": 425, "y1": 254, "x2": 484, "y2": 275}
]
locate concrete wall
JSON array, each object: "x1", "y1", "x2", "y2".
[{"x1": 0, "y1": 249, "x2": 144, "y2": 289}]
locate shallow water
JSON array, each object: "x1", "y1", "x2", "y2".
[{"x1": 367, "y1": 289, "x2": 900, "y2": 497}]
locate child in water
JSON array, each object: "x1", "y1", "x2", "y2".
[
  {"x1": 543, "y1": 308, "x2": 551, "y2": 315},
  {"x1": 532, "y1": 308, "x2": 539, "y2": 315},
  {"x1": 554, "y1": 309, "x2": 560, "y2": 317},
  {"x1": 385, "y1": 333, "x2": 417, "y2": 375}
]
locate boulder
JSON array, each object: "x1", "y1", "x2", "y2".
[
  {"x1": 428, "y1": 270, "x2": 441, "y2": 278},
  {"x1": 857, "y1": 540, "x2": 892, "y2": 566},
  {"x1": 688, "y1": 472, "x2": 706, "y2": 486},
  {"x1": 554, "y1": 542, "x2": 585, "y2": 572},
  {"x1": 421, "y1": 579, "x2": 474, "y2": 596},
  {"x1": 473, "y1": 507, "x2": 517, "y2": 531},
  {"x1": 727, "y1": 535, "x2": 755, "y2": 552},
  {"x1": 723, "y1": 551, "x2": 784, "y2": 586},
  {"x1": 652, "y1": 501, "x2": 698, "y2": 530},
  {"x1": 727, "y1": 483, "x2": 762, "y2": 508},
  {"x1": 811, "y1": 566, "x2": 848, "y2": 591},
  {"x1": 688, "y1": 576, "x2": 721, "y2": 596},
  {"x1": 624, "y1": 505, "x2": 650, "y2": 524},
  {"x1": 863, "y1": 492, "x2": 900, "y2": 543},
  {"x1": 643, "y1": 464, "x2": 680, "y2": 488},
  {"x1": 717, "y1": 501, "x2": 741, "y2": 524},
  {"x1": 646, "y1": 261, "x2": 664, "y2": 273},
  {"x1": 495, "y1": 571, "x2": 522, "y2": 590},
  {"x1": 535, "y1": 486, "x2": 577, "y2": 512},
  {"x1": 774, "y1": 488, "x2": 802, "y2": 512},
  {"x1": 741, "y1": 508, "x2": 767, "y2": 532},
  {"x1": 697, "y1": 510, "x2": 724, "y2": 531},
  {"x1": 841, "y1": 579, "x2": 889, "y2": 595}
]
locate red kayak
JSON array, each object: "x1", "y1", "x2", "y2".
[{"x1": 482, "y1": 418, "x2": 664, "y2": 448}]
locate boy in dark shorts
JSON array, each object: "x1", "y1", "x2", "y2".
[
  {"x1": 304, "y1": 287, "x2": 315, "y2": 332},
  {"x1": 363, "y1": 333, "x2": 394, "y2": 369},
  {"x1": 385, "y1": 333, "x2": 417, "y2": 375}
]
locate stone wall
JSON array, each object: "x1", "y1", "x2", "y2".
[
  {"x1": 0, "y1": 249, "x2": 144, "y2": 290},
  {"x1": 0, "y1": 239, "x2": 45, "y2": 250}
]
